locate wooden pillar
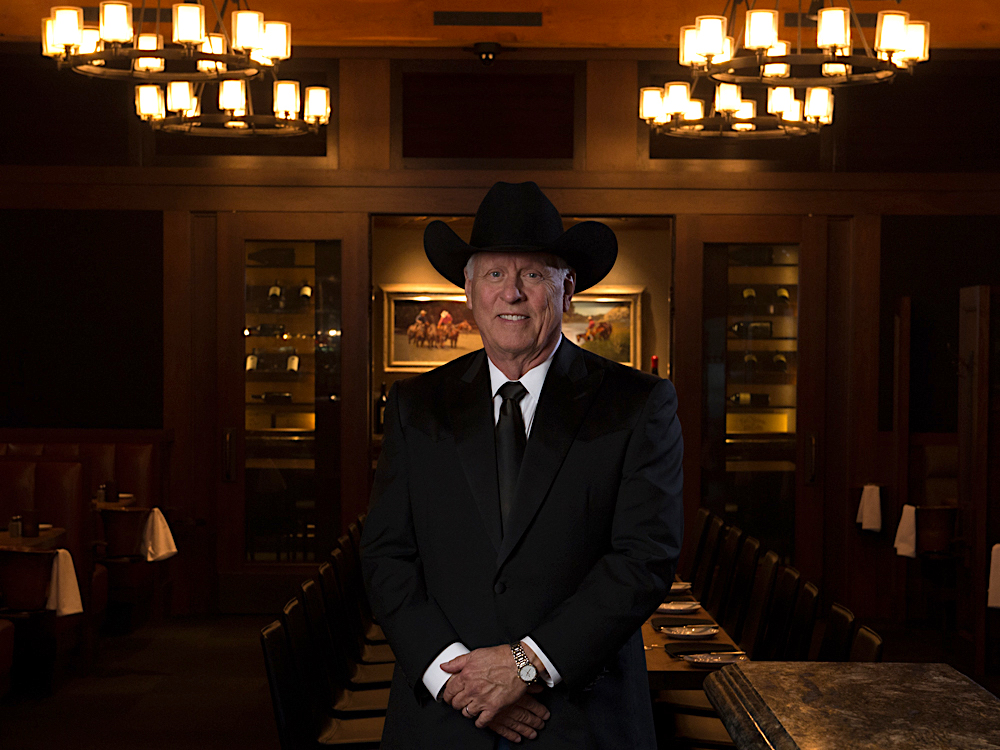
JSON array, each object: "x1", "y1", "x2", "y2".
[
  {"x1": 585, "y1": 60, "x2": 640, "y2": 171},
  {"x1": 339, "y1": 59, "x2": 392, "y2": 170}
]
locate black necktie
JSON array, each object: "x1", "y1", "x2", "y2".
[{"x1": 496, "y1": 381, "x2": 528, "y2": 536}]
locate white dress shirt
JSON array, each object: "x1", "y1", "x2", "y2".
[{"x1": 421, "y1": 338, "x2": 564, "y2": 700}]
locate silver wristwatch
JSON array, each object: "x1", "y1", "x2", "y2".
[{"x1": 510, "y1": 642, "x2": 538, "y2": 684}]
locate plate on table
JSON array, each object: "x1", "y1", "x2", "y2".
[
  {"x1": 670, "y1": 581, "x2": 692, "y2": 593},
  {"x1": 682, "y1": 653, "x2": 748, "y2": 667},
  {"x1": 661, "y1": 625, "x2": 719, "y2": 640},
  {"x1": 657, "y1": 601, "x2": 701, "y2": 614}
]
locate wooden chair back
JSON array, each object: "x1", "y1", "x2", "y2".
[
  {"x1": 704, "y1": 525, "x2": 743, "y2": 620},
  {"x1": 738, "y1": 550, "x2": 780, "y2": 658},
  {"x1": 817, "y1": 603, "x2": 856, "y2": 662},
  {"x1": 783, "y1": 581, "x2": 820, "y2": 660},
  {"x1": 849, "y1": 625, "x2": 884, "y2": 662},
  {"x1": 691, "y1": 515, "x2": 725, "y2": 600},
  {"x1": 678, "y1": 507, "x2": 711, "y2": 581},
  {"x1": 758, "y1": 566, "x2": 801, "y2": 660},
  {"x1": 720, "y1": 536, "x2": 760, "y2": 636}
]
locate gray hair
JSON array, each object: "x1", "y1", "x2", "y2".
[{"x1": 463, "y1": 252, "x2": 573, "y2": 285}]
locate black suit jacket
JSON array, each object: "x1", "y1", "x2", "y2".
[{"x1": 361, "y1": 340, "x2": 683, "y2": 749}]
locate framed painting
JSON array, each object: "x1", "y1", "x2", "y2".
[{"x1": 382, "y1": 284, "x2": 643, "y2": 372}]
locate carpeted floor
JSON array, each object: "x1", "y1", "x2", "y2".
[{"x1": 0, "y1": 615, "x2": 280, "y2": 750}]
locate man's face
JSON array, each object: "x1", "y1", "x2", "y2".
[{"x1": 465, "y1": 252, "x2": 574, "y2": 364}]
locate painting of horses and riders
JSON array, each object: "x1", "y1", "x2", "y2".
[{"x1": 383, "y1": 286, "x2": 642, "y2": 372}]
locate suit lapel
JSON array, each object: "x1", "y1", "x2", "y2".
[
  {"x1": 495, "y1": 340, "x2": 604, "y2": 568},
  {"x1": 448, "y1": 351, "x2": 503, "y2": 554}
]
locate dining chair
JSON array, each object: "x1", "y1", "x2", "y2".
[
  {"x1": 336, "y1": 535, "x2": 378, "y2": 637},
  {"x1": 782, "y1": 581, "x2": 820, "y2": 661},
  {"x1": 849, "y1": 625, "x2": 884, "y2": 662},
  {"x1": 327, "y1": 550, "x2": 388, "y2": 646},
  {"x1": 757, "y1": 566, "x2": 800, "y2": 661},
  {"x1": 737, "y1": 550, "x2": 780, "y2": 659},
  {"x1": 718, "y1": 536, "x2": 760, "y2": 638},
  {"x1": 261, "y1": 617, "x2": 384, "y2": 749},
  {"x1": 691, "y1": 515, "x2": 725, "y2": 601},
  {"x1": 678, "y1": 507, "x2": 711, "y2": 582},
  {"x1": 316, "y1": 558, "x2": 393, "y2": 665},
  {"x1": 0, "y1": 548, "x2": 57, "y2": 611},
  {"x1": 816, "y1": 603, "x2": 856, "y2": 662},
  {"x1": 703, "y1": 525, "x2": 743, "y2": 621}
]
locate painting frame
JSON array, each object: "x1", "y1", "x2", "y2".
[{"x1": 382, "y1": 283, "x2": 643, "y2": 372}]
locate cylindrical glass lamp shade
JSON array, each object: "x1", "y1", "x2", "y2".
[
  {"x1": 733, "y1": 99, "x2": 757, "y2": 131},
  {"x1": 135, "y1": 84, "x2": 165, "y2": 120},
  {"x1": 197, "y1": 33, "x2": 227, "y2": 73},
  {"x1": 184, "y1": 96, "x2": 201, "y2": 118},
  {"x1": 263, "y1": 22, "x2": 291, "y2": 60},
  {"x1": 679, "y1": 26, "x2": 702, "y2": 66},
  {"x1": 663, "y1": 82, "x2": 691, "y2": 116},
  {"x1": 51, "y1": 7, "x2": 84, "y2": 48},
  {"x1": 639, "y1": 87, "x2": 663, "y2": 120},
  {"x1": 41, "y1": 18, "x2": 59, "y2": 57},
  {"x1": 745, "y1": 9, "x2": 778, "y2": 51},
  {"x1": 304, "y1": 86, "x2": 331, "y2": 124},
  {"x1": 715, "y1": 36, "x2": 734, "y2": 64},
  {"x1": 219, "y1": 78, "x2": 246, "y2": 111},
  {"x1": 232, "y1": 10, "x2": 263, "y2": 52},
  {"x1": 805, "y1": 86, "x2": 833, "y2": 123},
  {"x1": 79, "y1": 26, "x2": 104, "y2": 63},
  {"x1": 763, "y1": 41, "x2": 789, "y2": 77},
  {"x1": 816, "y1": 7, "x2": 850, "y2": 49},
  {"x1": 875, "y1": 11, "x2": 909, "y2": 53},
  {"x1": 134, "y1": 32, "x2": 163, "y2": 72},
  {"x1": 823, "y1": 44, "x2": 852, "y2": 76},
  {"x1": 900, "y1": 21, "x2": 930, "y2": 63},
  {"x1": 694, "y1": 16, "x2": 727, "y2": 59},
  {"x1": 784, "y1": 98, "x2": 803, "y2": 122},
  {"x1": 172, "y1": 3, "x2": 205, "y2": 45},
  {"x1": 166, "y1": 80, "x2": 194, "y2": 112},
  {"x1": 714, "y1": 82, "x2": 742, "y2": 114},
  {"x1": 767, "y1": 86, "x2": 794, "y2": 115},
  {"x1": 99, "y1": 2, "x2": 132, "y2": 43},
  {"x1": 684, "y1": 99, "x2": 704, "y2": 121},
  {"x1": 273, "y1": 80, "x2": 300, "y2": 119}
]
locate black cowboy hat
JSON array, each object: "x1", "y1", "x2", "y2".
[{"x1": 423, "y1": 181, "x2": 617, "y2": 292}]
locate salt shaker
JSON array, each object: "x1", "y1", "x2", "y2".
[{"x1": 8, "y1": 515, "x2": 22, "y2": 538}]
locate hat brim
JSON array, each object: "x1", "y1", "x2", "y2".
[{"x1": 423, "y1": 220, "x2": 617, "y2": 293}]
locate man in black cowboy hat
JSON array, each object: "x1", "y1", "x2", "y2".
[{"x1": 362, "y1": 182, "x2": 683, "y2": 749}]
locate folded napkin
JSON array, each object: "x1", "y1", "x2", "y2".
[
  {"x1": 989, "y1": 544, "x2": 1000, "y2": 609},
  {"x1": 894, "y1": 504, "x2": 917, "y2": 558},
  {"x1": 143, "y1": 507, "x2": 178, "y2": 562},
  {"x1": 857, "y1": 484, "x2": 882, "y2": 532},
  {"x1": 664, "y1": 643, "x2": 742, "y2": 657},
  {"x1": 652, "y1": 617, "x2": 716, "y2": 629},
  {"x1": 46, "y1": 549, "x2": 84, "y2": 617}
]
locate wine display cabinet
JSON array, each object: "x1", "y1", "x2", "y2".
[{"x1": 701, "y1": 240, "x2": 807, "y2": 562}]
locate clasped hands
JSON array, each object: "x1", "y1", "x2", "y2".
[{"x1": 440, "y1": 644, "x2": 550, "y2": 743}]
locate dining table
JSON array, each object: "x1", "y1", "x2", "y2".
[
  {"x1": 0, "y1": 526, "x2": 67, "y2": 551},
  {"x1": 644, "y1": 601, "x2": 745, "y2": 691}
]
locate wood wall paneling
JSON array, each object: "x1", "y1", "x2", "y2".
[
  {"x1": 339, "y1": 59, "x2": 391, "y2": 171},
  {"x1": 584, "y1": 60, "x2": 639, "y2": 171}
]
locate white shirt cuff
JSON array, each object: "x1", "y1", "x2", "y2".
[
  {"x1": 422, "y1": 642, "x2": 470, "y2": 701},
  {"x1": 522, "y1": 636, "x2": 562, "y2": 687}
]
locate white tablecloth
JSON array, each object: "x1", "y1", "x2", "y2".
[
  {"x1": 143, "y1": 507, "x2": 177, "y2": 562},
  {"x1": 46, "y1": 548, "x2": 84, "y2": 617}
]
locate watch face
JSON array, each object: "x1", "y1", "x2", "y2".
[{"x1": 519, "y1": 664, "x2": 538, "y2": 683}]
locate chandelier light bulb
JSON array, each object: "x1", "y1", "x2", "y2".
[
  {"x1": 166, "y1": 80, "x2": 194, "y2": 112},
  {"x1": 663, "y1": 82, "x2": 691, "y2": 116},
  {"x1": 694, "y1": 16, "x2": 727, "y2": 59},
  {"x1": 51, "y1": 7, "x2": 84, "y2": 49},
  {"x1": 135, "y1": 84, "x2": 165, "y2": 121},
  {"x1": 41, "y1": 18, "x2": 59, "y2": 57},
  {"x1": 732, "y1": 99, "x2": 757, "y2": 131},
  {"x1": 763, "y1": 41, "x2": 790, "y2": 78},
  {"x1": 219, "y1": 78, "x2": 247, "y2": 112},
  {"x1": 679, "y1": 26, "x2": 703, "y2": 67},
  {"x1": 135, "y1": 32, "x2": 164, "y2": 72},
  {"x1": 816, "y1": 7, "x2": 850, "y2": 50},
  {"x1": 273, "y1": 80, "x2": 300, "y2": 119},
  {"x1": 232, "y1": 10, "x2": 264, "y2": 53},
  {"x1": 715, "y1": 82, "x2": 742, "y2": 114},
  {"x1": 172, "y1": 3, "x2": 205, "y2": 45},
  {"x1": 639, "y1": 87, "x2": 664, "y2": 120},
  {"x1": 197, "y1": 33, "x2": 228, "y2": 73},
  {"x1": 745, "y1": 9, "x2": 778, "y2": 51},
  {"x1": 875, "y1": 11, "x2": 909, "y2": 53},
  {"x1": 263, "y1": 22, "x2": 291, "y2": 61},
  {"x1": 767, "y1": 86, "x2": 794, "y2": 115},
  {"x1": 805, "y1": 86, "x2": 834, "y2": 123},
  {"x1": 304, "y1": 86, "x2": 331, "y2": 125},
  {"x1": 250, "y1": 48, "x2": 273, "y2": 67},
  {"x1": 99, "y1": 2, "x2": 132, "y2": 43}
]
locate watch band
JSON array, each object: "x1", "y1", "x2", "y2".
[{"x1": 510, "y1": 642, "x2": 537, "y2": 683}]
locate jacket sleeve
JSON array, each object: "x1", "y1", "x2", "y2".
[
  {"x1": 528, "y1": 377, "x2": 684, "y2": 689},
  {"x1": 361, "y1": 382, "x2": 462, "y2": 696}
]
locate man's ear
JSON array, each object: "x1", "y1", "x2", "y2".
[
  {"x1": 562, "y1": 273, "x2": 576, "y2": 312},
  {"x1": 465, "y1": 278, "x2": 474, "y2": 310}
]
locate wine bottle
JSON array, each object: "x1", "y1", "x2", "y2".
[
  {"x1": 775, "y1": 287, "x2": 791, "y2": 306},
  {"x1": 742, "y1": 287, "x2": 757, "y2": 306},
  {"x1": 286, "y1": 350, "x2": 299, "y2": 372},
  {"x1": 743, "y1": 353, "x2": 758, "y2": 371},
  {"x1": 729, "y1": 321, "x2": 772, "y2": 339},
  {"x1": 299, "y1": 280, "x2": 313, "y2": 300},
  {"x1": 374, "y1": 382, "x2": 387, "y2": 434},
  {"x1": 246, "y1": 348, "x2": 258, "y2": 371},
  {"x1": 268, "y1": 279, "x2": 283, "y2": 310},
  {"x1": 650, "y1": 355, "x2": 659, "y2": 377},
  {"x1": 728, "y1": 392, "x2": 770, "y2": 407},
  {"x1": 772, "y1": 353, "x2": 788, "y2": 372}
]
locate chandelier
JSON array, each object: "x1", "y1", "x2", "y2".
[
  {"x1": 40, "y1": 1, "x2": 331, "y2": 136},
  {"x1": 640, "y1": 1, "x2": 930, "y2": 139}
]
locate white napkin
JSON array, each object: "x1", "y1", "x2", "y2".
[
  {"x1": 143, "y1": 507, "x2": 178, "y2": 562},
  {"x1": 857, "y1": 484, "x2": 882, "y2": 532},
  {"x1": 46, "y1": 549, "x2": 84, "y2": 617},
  {"x1": 894, "y1": 504, "x2": 917, "y2": 558},
  {"x1": 988, "y1": 544, "x2": 1000, "y2": 608}
]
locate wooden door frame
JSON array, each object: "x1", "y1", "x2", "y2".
[{"x1": 673, "y1": 214, "x2": 825, "y2": 581}]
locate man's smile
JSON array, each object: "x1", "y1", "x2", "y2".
[{"x1": 498, "y1": 314, "x2": 529, "y2": 321}]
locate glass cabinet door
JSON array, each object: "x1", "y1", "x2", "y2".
[
  {"x1": 243, "y1": 240, "x2": 341, "y2": 563},
  {"x1": 702, "y1": 243, "x2": 799, "y2": 559}
]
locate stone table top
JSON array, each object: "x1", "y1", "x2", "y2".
[{"x1": 704, "y1": 662, "x2": 1000, "y2": 750}]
